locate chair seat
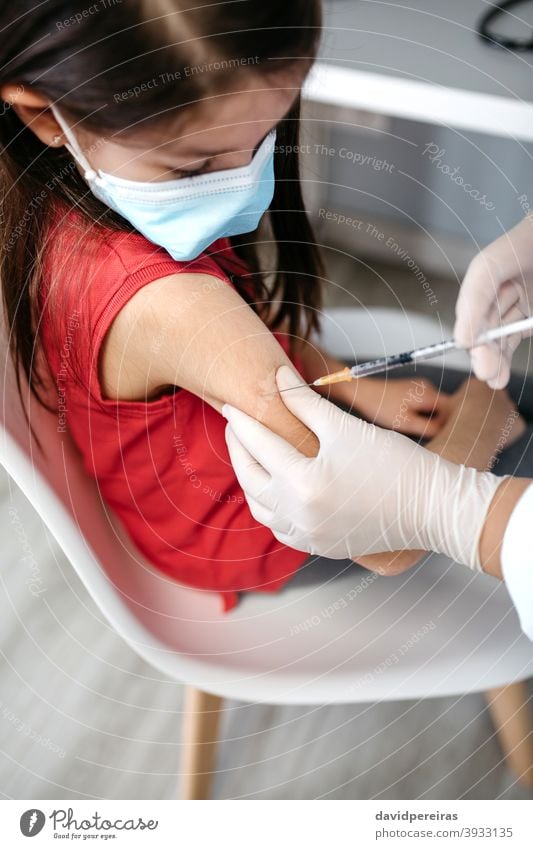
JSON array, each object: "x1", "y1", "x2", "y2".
[
  {"x1": 2, "y1": 306, "x2": 532, "y2": 706},
  {"x1": 103, "y1": 514, "x2": 533, "y2": 704}
]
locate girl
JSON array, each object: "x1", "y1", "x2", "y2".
[{"x1": 0, "y1": 0, "x2": 459, "y2": 613}]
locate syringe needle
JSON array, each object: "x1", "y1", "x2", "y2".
[
  {"x1": 271, "y1": 314, "x2": 533, "y2": 396},
  {"x1": 277, "y1": 383, "x2": 314, "y2": 393},
  {"x1": 261, "y1": 380, "x2": 316, "y2": 396}
]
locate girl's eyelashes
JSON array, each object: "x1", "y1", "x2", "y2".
[
  {"x1": 168, "y1": 134, "x2": 270, "y2": 178},
  {"x1": 172, "y1": 163, "x2": 209, "y2": 178}
]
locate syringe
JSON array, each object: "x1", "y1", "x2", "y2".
[{"x1": 279, "y1": 314, "x2": 533, "y2": 392}]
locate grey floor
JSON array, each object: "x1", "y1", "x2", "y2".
[{"x1": 1, "y1": 258, "x2": 533, "y2": 800}]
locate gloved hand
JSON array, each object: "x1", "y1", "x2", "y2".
[
  {"x1": 454, "y1": 215, "x2": 533, "y2": 389},
  {"x1": 223, "y1": 366, "x2": 504, "y2": 570}
]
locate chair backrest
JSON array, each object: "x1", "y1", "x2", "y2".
[
  {"x1": 0, "y1": 313, "x2": 224, "y2": 659},
  {"x1": 313, "y1": 306, "x2": 470, "y2": 370}
]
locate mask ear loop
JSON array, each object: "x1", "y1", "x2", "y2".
[{"x1": 49, "y1": 103, "x2": 98, "y2": 181}]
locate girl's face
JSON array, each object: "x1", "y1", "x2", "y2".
[{"x1": 6, "y1": 70, "x2": 303, "y2": 183}]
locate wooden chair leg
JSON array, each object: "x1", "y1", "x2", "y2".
[
  {"x1": 179, "y1": 684, "x2": 224, "y2": 799},
  {"x1": 485, "y1": 681, "x2": 533, "y2": 788}
]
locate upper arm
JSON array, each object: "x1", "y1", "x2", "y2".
[{"x1": 99, "y1": 272, "x2": 319, "y2": 457}]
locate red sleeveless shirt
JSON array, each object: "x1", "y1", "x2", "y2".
[{"x1": 38, "y1": 212, "x2": 308, "y2": 613}]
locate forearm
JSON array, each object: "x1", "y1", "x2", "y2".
[
  {"x1": 403, "y1": 380, "x2": 529, "y2": 577},
  {"x1": 478, "y1": 477, "x2": 533, "y2": 579},
  {"x1": 357, "y1": 379, "x2": 521, "y2": 573}
]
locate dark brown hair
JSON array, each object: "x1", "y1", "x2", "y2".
[{"x1": 0, "y1": 0, "x2": 324, "y2": 442}]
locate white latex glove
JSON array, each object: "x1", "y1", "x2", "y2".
[
  {"x1": 223, "y1": 366, "x2": 504, "y2": 569},
  {"x1": 454, "y1": 215, "x2": 533, "y2": 389}
]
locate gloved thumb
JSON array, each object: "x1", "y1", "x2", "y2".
[
  {"x1": 221, "y1": 401, "x2": 306, "y2": 475},
  {"x1": 276, "y1": 365, "x2": 346, "y2": 443}
]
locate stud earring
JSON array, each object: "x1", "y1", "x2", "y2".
[{"x1": 52, "y1": 134, "x2": 62, "y2": 146}]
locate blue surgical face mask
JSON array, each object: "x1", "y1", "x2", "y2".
[{"x1": 50, "y1": 105, "x2": 276, "y2": 261}]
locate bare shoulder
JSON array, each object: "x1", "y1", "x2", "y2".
[
  {"x1": 98, "y1": 268, "x2": 319, "y2": 458},
  {"x1": 98, "y1": 271, "x2": 228, "y2": 403}
]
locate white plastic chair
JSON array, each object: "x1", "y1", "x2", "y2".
[{"x1": 1, "y1": 306, "x2": 532, "y2": 799}]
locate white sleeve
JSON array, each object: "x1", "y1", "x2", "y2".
[{"x1": 500, "y1": 483, "x2": 533, "y2": 641}]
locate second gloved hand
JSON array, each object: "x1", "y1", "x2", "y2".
[
  {"x1": 223, "y1": 366, "x2": 503, "y2": 569},
  {"x1": 454, "y1": 215, "x2": 533, "y2": 389}
]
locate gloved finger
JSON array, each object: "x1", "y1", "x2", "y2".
[
  {"x1": 477, "y1": 285, "x2": 524, "y2": 359},
  {"x1": 244, "y1": 493, "x2": 278, "y2": 528},
  {"x1": 465, "y1": 329, "x2": 507, "y2": 380},
  {"x1": 484, "y1": 278, "x2": 524, "y2": 329},
  {"x1": 247, "y1": 494, "x2": 292, "y2": 536},
  {"x1": 469, "y1": 341, "x2": 509, "y2": 383},
  {"x1": 456, "y1": 276, "x2": 527, "y2": 351},
  {"x1": 224, "y1": 423, "x2": 275, "y2": 505},
  {"x1": 275, "y1": 365, "x2": 352, "y2": 446},
  {"x1": 470, "y1": 301, "x2": 525, "y2": 387},
  {"x1": 222, "y1": 402, "x2": 307, "y2": 476},
  {"x1": 487, "y1": 365, "x2": 511, "y2": 390},
  {"x1": 454, "y1": 255, "x2": 504, "y2": 347},
  {"x1": 493, "y1": 329, "x2": 523, "y2": 371},
  {"x1": 498, "y1": 300, "x2": 532, "y2": 337},
  {"x1": 271, "y1": 527, "x2": 312, "y2": 554},
  {"x1": 485, "y1": 337, "x2": 520, "y2": 389}
]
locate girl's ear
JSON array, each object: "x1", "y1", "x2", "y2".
[{"x1": 0, "y1": 84, "x2": 64, "y2": 147}]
